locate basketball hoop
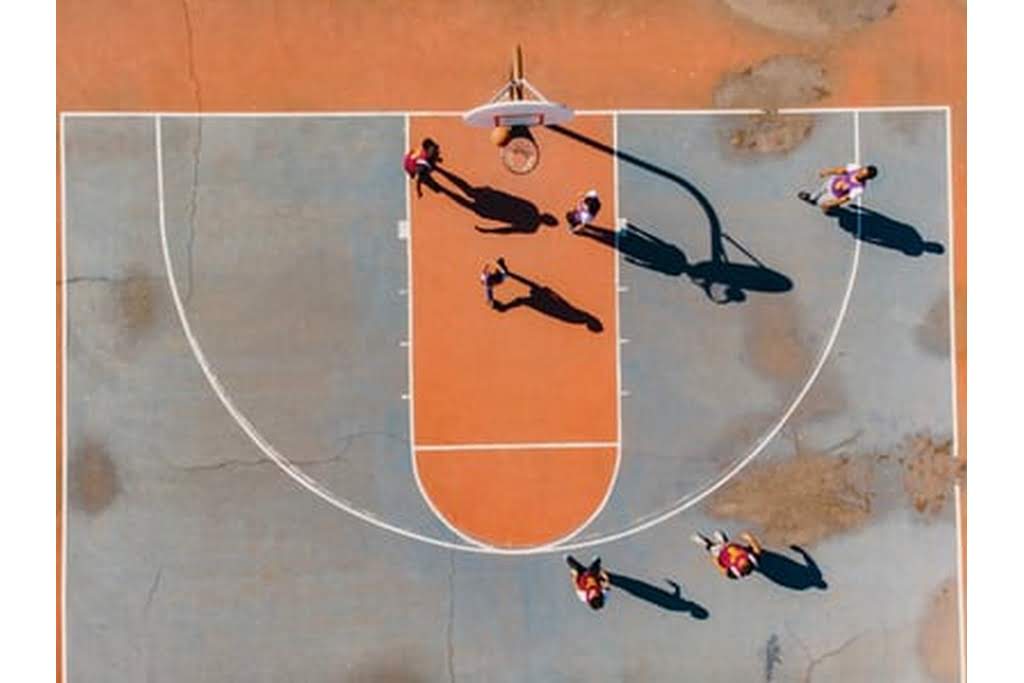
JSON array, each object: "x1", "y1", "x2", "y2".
[
  {"x1": 501, "y1": 135, "x2": 539, "y2": 175},
  {"x1": 463, "y1": 45, "x2": 573, "y2": 175}
]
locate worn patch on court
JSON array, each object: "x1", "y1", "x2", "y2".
[
  {"x1": 707, "y1": 410, "x2": 779, "y2": 470},
  {"x1": 713, "y1": 55, "x2": 831, "y2": 155},
  {"x1": 744, "y1": 296, "x2": 814, "y2": 384},
  {"x1": 720, "y1": 0, "x2": 897, "y2": 37},
  {"x1": 65, "y1": 270, "x2": 163, "y2": 356},
  {"x1": 705, "y1": 448, "x2": 875, "y2": 546},
  {"x1": 745, "y1": 299, "x2": 847, "y2": 428},
  {"x1": 900, "y1": 434, "x2": 961, "y2": 519},
  {"x1": 743, "y1": 296, "x2": 846, "y2": 424},
  {"x1": 343, "y1": 656, "x2": 438, "y2": 683},
  {"x1": 917, "y1": 577, "x2": 959, "y2": 683},
  {"x1": 915, "y1": 293, "x2": 951, "y2": 357},
  {"x1": 723, "y1": 113, "x2": 816, "y2": 156},
  {"x1": 70, "y1": 440, "x2": 120, "y2": 516},
  {"x1": 117, "y1": 271, "x2": 158, "y2": 336},
  {"x1": 707, "y1": 429, "x2": 960, "y2": 543},
  {"x1": 714, "y1": 56, "x2": 831, "y2": 110}
]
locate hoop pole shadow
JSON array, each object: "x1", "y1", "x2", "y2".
[
  {"x1": 549, "y1": 124, "x2": 792, "y2": 303},
  {"x1": 549, "y1": 123, "x2": 723, "y2": 252}
]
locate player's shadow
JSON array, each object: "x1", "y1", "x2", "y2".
[
  {"x1": 493, "y1": 267, "x2": 603, "y2": 332},
  {"x1": 755, "y1": 546, "x2": 828, "y2": 591},
  {"x1": 429, "y1": 166, "x2": 558, "y2": 234},
  {"x1": 827, "y1": 205, "x2": 945, "y2": 256},
  {"x1": 576, "y1": 223, "x2": 689, "y2": 276},
  {"x1": 607, "y1": 573, "x2": 710, "y2": 618},
  {"x1": 549, "y1": 124, "x2": 792, "y2": 304}
]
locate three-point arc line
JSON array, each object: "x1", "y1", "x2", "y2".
[{"x1": 144, "y1": 110, "x2": 882, "y2": 555}]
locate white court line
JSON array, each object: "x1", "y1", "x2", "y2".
[
  {"x1": 61, "y1": 105, "x2": 951, "y2": 119},
  {"x1": 854, "y1": 111, "x2": 860, "y2": 165},
  {"x1": 613, "y1": 111, "x2": 624, "y2": 465},
  {"x1": 945, "y1": 106, "x2": 967, "y2": 683},
  {"x1": 400, "y1": 115, "x2": 488, "y2": 548},
  {"x1": 149, "y1": 111, "x2": 879, "y2": 555},
  {"x1": 62, "y1": 110, "x2": 456, "y2": 118},
  {"x1": 416, "y1": 441, "x2": 619, "y2": 453},
  {"x1": 955, "y1": 484, "x2": 965, "y2": 682},
  {"x1": 778, "y1": 105, "x2": 950, "y2": 115},
  {"x1": 59, "y1": 112, "x2": 69, "y2": 683},
  {"x1": 613, "y1": 111, "x2": 624, "y2": 446},
  {"x1": 547, "y1": 111, "x2": 628, "y2": 547},
  {"x1": 580, "y1": 108, "x2": 764, "y2": 116}
]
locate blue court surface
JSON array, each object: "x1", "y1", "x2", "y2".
[{"x1": 62, "y1": 108, "x2": 959, "y2": 681}]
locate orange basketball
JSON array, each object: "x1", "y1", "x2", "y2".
[{"x1": 490, "y1": 125, "x2": 512, "y2": 147}]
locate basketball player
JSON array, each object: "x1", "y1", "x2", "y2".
[
  {"x1": 798, "y1": 163, "x2": 878, "y2": 212},
  {"x1": 566, "y1": 189, "x2": 602, "y2": 233},
  {"x1": 691, "y1": 530, "x2": 763, "y2": 579},
  {"x1": 566, "y1": 555, "x2": 611, "y2": 610},
  {"x1": 404, "y1": 138, "x2": 442, "y2": 197}
]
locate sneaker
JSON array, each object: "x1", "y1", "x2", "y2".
[
  {"x1": 690, "y1": 533, "x2": 710, "y2": 549},
  {"x1": 797, "y1": 191, "x2": 812, "y2": 203}
]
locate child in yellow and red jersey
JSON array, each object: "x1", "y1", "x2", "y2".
[
  {"x1": 691, "y1": 529, "x2": 762, "y2": 579},
  {"x1": 566, "y1": 555, "x2": 610, "y2": 610}
]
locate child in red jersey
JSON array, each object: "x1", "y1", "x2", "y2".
[
  {"x1": 404, "y1": 138, "x2": 442, "y2": 197},
  {"x1": 566, "y1": 555, "x2": 610, "y2": 610},
  {"x1": 691, "y1": 529, "x2": 762, "y2": 579}
]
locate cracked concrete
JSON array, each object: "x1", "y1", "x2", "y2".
[
  {"x1": 61, "y1": 274, "x2": 162, "y2": 286},
  {"x1": 173, "y1": 430, "x2": 409, "y2": 472},
  {"x1": 180, "y1": 0, "x2": 202, "y2": 111},
  {"x1": 180, "y1": 0, "x2": 202, "y2": 303},
  {"x1": 797, "y1": 631, "x2": 871, "y2": 683},
  {"x1": 446, "y1": 552, "x2": 456, "y2": 683},
  {"x1": 181, "y1": 117, "x2": 202, "y2": 304},
  {"x1": 142, "y1": 568, "x2": 163, "y2": 616},
  {"x1": 764, "y1": 633, "x2": 782, "y2": 682}
]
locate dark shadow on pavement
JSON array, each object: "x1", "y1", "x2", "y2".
[
  {"x1": 756, "y1": 546, "x2": 828, "y2": 591},
  {"x1": 430, "y1": 166, "x2": 558, "y2": 234},
  {"x1": 687, "y1": 229, "x2": 794, "y2": 304},
  {"x1": 494, "y1": 267, "x2": 603, "y2": 333},
  {"x1": 577, "y1": 222, "x2": 689, "y2": 276},
  {"x1": 578, "y1": 221, "x2": 790, "y2": 303},
  {"x1": 550, "y1": 124, "x2": 793, "y2": 303},
  {"x1": 608, "y1": 573, "x2": 709, "y2": 618},
  {"x1": 827, "y1": 205, "x2": 945, "y2": 256}
]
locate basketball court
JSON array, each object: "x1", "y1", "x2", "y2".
[
  {"x1": 62, "y1": 103, "x2": 961, "y2": 680},
  {"x1": 57, "y1": 2, "x2": 968, "y2": 679}
]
